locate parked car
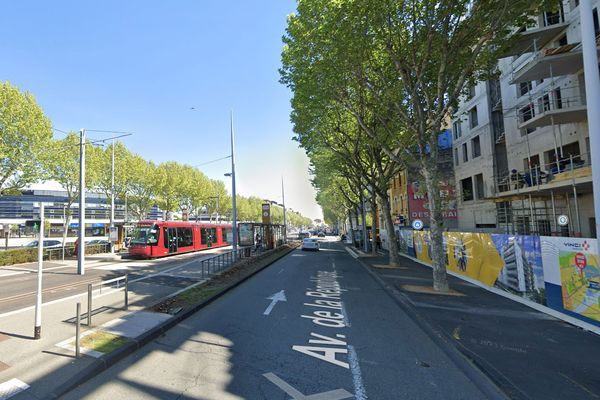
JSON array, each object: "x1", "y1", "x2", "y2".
[
  {"x1": 298, "y1": 231, "x2": 311, "y2": 240},
  {"x1": 22, "y1": 239, "x2": 63, "y2": 249},
  {"x1": 301, "y1": 238, "x2": 320, "y2": 251},
  {"x1": 317, "y1": 232, "x2": 326, "y2": 237}
]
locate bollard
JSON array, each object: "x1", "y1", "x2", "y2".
[
  {"x1": 87, "y1": 284, "x2": 93, "y2": 326},
  {"x1": 75, "y1": 302, "x2": 81, "y2": 358},
  {"x1": 124, "y1": 274, "x2": 129, "y2": 310}
]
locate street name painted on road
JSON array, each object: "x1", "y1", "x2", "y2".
[
  {"x1": 293, "y1": 270, "x2": 350, "y2": 369},
  {"x1": 263, "y1": 290, "x2": 287, "y2": 316}
]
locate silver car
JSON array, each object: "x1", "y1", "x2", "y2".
[{"x1": 301, "y1": 238, "x2": 320, "y2": 251}]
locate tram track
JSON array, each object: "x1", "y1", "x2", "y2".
[{"x1": 0, "y1": 277, "x2": 100, "y2": 304}]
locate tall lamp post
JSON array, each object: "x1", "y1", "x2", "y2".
[
  {"x1": 282, "y1": 177, "x2": 287, "y2": 243},
  {"x1": 78, "y1": 128, "x2": 86, "y2": 275}
]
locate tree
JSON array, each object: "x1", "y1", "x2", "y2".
[
  {"x1": 47, "y1": 132, "x2": 97, "y2": 255},
  {"x1": 0, "y1": 81, "x2": 53, "y2": 194},
  {"x1": 127, "y1": 156, "x2": 158, "y2": 221},
  {"x1": 281, "y1": 0, "x2": 551, "y2": 291}
]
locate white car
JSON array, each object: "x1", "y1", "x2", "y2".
[{"x1": 301, "y1": 238, "x2": 320, "y2": 251}]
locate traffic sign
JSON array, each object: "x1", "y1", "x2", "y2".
[
  {"x1": 557, "y1": 214, "x2": 569, "y2": 226},
  {"x1": 412, "y1": 219, "x2": 424, "y2": 230}
]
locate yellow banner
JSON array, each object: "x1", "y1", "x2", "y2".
[{"x1": 413, "y1": 231, "x2": 504, "y2": 286}]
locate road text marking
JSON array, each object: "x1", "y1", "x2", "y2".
[{"x1": 263, "y1": 372, "x2": 353, "y2": 400}]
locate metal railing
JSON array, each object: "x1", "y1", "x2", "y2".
[{"x1": 517, "y1": 90, "x2": 586, "y2": 126}]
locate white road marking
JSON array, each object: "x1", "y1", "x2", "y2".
[
  {"x1": 0, "y1": 378, "x2": 29, "y2": 400},
  {"x1": 348, "y1": 345, "x2": 368, "y2": 400},
  {"x1": 263, "y1": 372, "x2": 354, "y2": 400},
  {"x1": 263, "y1": 290, "x2": 287, "y2": 315}
]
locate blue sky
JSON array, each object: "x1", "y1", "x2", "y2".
[{"x1": 0, "y1": 1, "x2": 323, "y2": 220}]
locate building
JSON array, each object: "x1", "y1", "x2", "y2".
[
  {"x1": 0, "y1": 184, "x2": 126, "y2": 242},
  {"x1": 452, "y1": 1, "x2": 598, "y2": 238}
]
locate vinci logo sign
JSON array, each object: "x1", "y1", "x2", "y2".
[{"x1": 562, "y1": 240, "x2": 590, "y2": 251}]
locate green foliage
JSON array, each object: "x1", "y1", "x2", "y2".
[
  {"x1": 0, "y1": 248, "x2": 37, "y2": 266},
  {"x1": 0, "y1": 81, "x2": 53, "y2": 194}
]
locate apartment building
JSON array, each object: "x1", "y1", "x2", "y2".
[{"x1": 452, "y1": 0, "x2": 598, "y2": 238}]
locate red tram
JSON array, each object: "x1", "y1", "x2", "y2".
[{"x1": 128, "y1": 220, "x2": 233, "y2": 259}]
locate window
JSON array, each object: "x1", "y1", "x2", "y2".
[
  {"x1": 469, "y1": 106, "x2": 478, "y2": 128},
  {"x1": 453, "y1": 121, "x2": 462, "y2": 139},
  {"x1": 462, "y1": 143, "x2": 468, "y2": 163},
  {"x1": 474, "y1": 174, "x2": 484, "y2": 199},
  {"x1": 222, "y1": 228, "x2": 232, "y2": 243},
  {"x1": 461, "y1": 177, "x2": 473, "y2": 201},
  {"x1": 519, "y1": 81, "x2": 532, "y2": 97},
  {"x1": 179, "y1": 227, "x2": 193, "y2": 247},
  {"x1": 472, "y1": 136, "x2": 481, "y2": 158},
  {"x1": 594, "y1": 8, "x2": 599, "y2": 36},
  {"x1": 556, "y1": 34, "x2": 568, "y2": 47},
  {"x1": 454, "y1": 148, "x2": 459, "y2": 166}
]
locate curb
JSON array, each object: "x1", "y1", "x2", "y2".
[
  {"x1": 351, "y1": 252, "x2": 509, "y2": 400},
  {"x1": 49, "y1": 245, "x2": 298, "y2": 399}
]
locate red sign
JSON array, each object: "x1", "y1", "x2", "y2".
[
  {"x1": 407, "y1": 180, "x2": 457, "y2": 222},
  {"x1": 574, "y1": 252, "x2": 587, "y2": 270}
]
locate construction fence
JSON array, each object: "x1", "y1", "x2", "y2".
[{"x1": 395, "y1": 229, "x2": 599, "y2": 328}]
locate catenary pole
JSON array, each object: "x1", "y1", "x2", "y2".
[
  {"x1": 231, "y1": 112, "x2": 238, "y2": 260},
  {"x1": 580, "y1": 0, "x2": 600, "y2": 239},
  {"x1": 78, "y1": 128, "x2": 86, "y2": 275},
  {"x1": 34, "y1": 203, "x2": 44, "y2": 339},
  {"x1": 110, "y1": 139, "x2": 115, "y2": 253},
  {"x1": 282, "y1": 177, "x2": 287, "y2": 243}
]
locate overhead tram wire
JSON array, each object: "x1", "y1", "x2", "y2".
[
  {"x1": 193, "y1": 155, "x2": 232, "y2": 168},
  {"x1": 46, "y1": 132, "x2": 133, "y2": 153}
]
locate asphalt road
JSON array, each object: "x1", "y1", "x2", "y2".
[
  {"x1": 0, "y1": 248, "x2": 231, "y2": 314},
  {"x1": 62, "y1": 239, "x2": 493, "y2": 399}
]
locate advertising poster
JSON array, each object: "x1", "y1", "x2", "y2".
[
  {"x1": 413, "y1": 230, "x2": 432, "y2": 264},
  {"x1": 542, "y1": 237, "x2": 600, "y2": 324},
  {"x1": 398, "y1": 229, "x2": 415, "y2": 257},
  {"x1": 407, "y1": 180, "x2": 457, "y2": 223},
  {"x1": 238, "y1": 223, "x2": 255, "y2": 246},
  {"x1": 491, "y1": 235, "x2": 545, "y2": 301},
  {"x1": 445, "y1": 232, "x2": 504, "y2": 286}
]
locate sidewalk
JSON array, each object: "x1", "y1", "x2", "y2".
[{"x1": 348, "y1": 245, "x2": 600, "y2": 400}]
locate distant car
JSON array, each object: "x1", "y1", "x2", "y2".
[
  {"x1": 298, "y1": 231, "x2": 311, "y2": 240},
  {"x1": 301, "y1": 238, "x2": 320, "y2": 251},
  {"x1": 22, "y1": 239, "x2": 63, "y2": 249},
  {"x1": 317, "y1": 232, "x2": 326, "y2": 237},
  {"x1": 87, "y1": 239, "x2": 110, "y2": 246}
]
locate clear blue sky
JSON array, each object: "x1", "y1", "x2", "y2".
[{"x1": 0, "y1": 1, "x2": 323, "y2": 221}]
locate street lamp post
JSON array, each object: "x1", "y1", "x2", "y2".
[
  {"x1": 110, "y1": 139, "x2": 115, "y2": 254},
  {"x1": 282, "y1": 177, "x2": 287, "y2": 243}
]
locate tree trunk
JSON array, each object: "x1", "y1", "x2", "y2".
[
  {"x1": 379, "y1": 194, "x2": 400, "y2": 267},
  {"x1": 347, "y1": 210, "x2": 355, "y2": 239},
  {"x1": 370, "y1": 195, "x2": 378, "y2": 256},
  {"x1": 62, "y1": 209, "x2": 71, "y2": 259},
  {"x1": 422, "y1": 162, "x2": 449, "y2": 292}
]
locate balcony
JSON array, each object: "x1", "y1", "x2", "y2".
[
  {"x1": 492, "y1": 151, "x2": 593, "y2": 198},
  {"x1": 500, "y1": 22, "x2": 568, "y2": 58},
  {"x1": 517, "y1": 88, "x2": 587, "y2": 129},
  {"x1": 510, "y1": 43, "x2": 584, "y2": 84}
]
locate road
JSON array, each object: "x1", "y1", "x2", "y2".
[
  {"x1": 0, "y1": 247, "x2": 232, "y2": 315},
  {"x1": 62, "y1": 238, "x2": 493, "y2": 399}
]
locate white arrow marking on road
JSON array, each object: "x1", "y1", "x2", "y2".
[
  {"x1": 263, "y1": 373, "x2": 354, "y2": 400},
  {"x1": 263, "y1": 290, "x2": 287, "y2": 315}
]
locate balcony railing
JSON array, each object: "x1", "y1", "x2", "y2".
[
  {"x1": 517, "y1": 87, "x2": 587, "y2": 129},
  {"x1": 493, "y1": 151, "x2": 592, "y2": 195}
]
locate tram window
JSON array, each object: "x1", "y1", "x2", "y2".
[
  {"x1": 209, "y1": 228, "x2": 217, "y2": 243},
  {"x1": 180, "y1": 228, "x2": 193, "y2": 247},
  {"x1": 201, "y1": 228, "x2": 208, "y2": 244},
  {"x1": 222, "y1": 228, "x2": 232, "y2": 243},
  {"x1": 147, "y1": 224, "x2": 159, "y2": 245},
  {"x1": 164, "y1": 227, "x2": 169, "y2": 248}
]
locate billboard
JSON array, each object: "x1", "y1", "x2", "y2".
[
  {"x1": 407, "y1": 180, "x2": 457, "y2": 223},
  {"x1": 238, "y1": 223, "x2": 255, "y2": 247}
]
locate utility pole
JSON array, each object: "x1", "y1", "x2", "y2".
[
  {"x1": 34, "y1": 203, "x2": 44, "y2": 339},
  {"x1": 282, "y1": 177, "x2": 287, "y2": 243},
  {"x1": 230, "y1": 112, "x2": 238, "y2": 259},
  {"x1": 581, "y1": 0, "x2": 600, "y2": 239},
  {"x1": 78, "y1": 128, "x2": 86, "y2": 275}
]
